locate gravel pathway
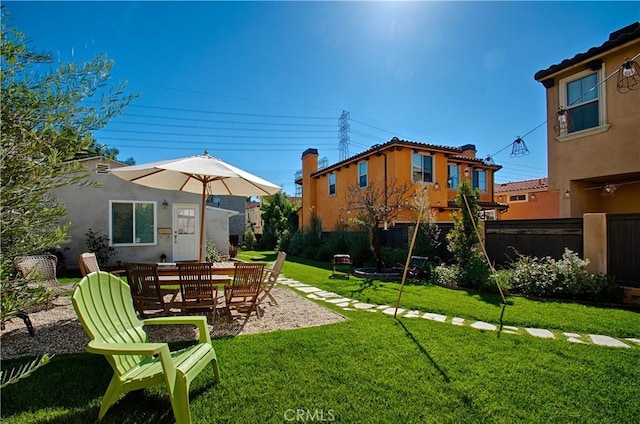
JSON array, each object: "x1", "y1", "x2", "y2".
[{"x1": 1, "y1": 284, "x2": 346, "y2": 360}]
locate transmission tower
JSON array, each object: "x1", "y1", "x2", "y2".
[{"x1": 339, "y1": 110, "x2": 350, "y2": 161}]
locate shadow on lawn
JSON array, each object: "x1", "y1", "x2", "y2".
[{"x1": 396, "y1": 319, "x2": 451, "y2": 383}]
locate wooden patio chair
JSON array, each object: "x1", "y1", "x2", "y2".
[
  {"x1": 124, "y1": 262, "x2": 179, "y2": 317},
  {"x1": 72, "y1": 271, "x2": 220, "y2": 424},
  {"x1": 224, "y1": 262, "x2": 266, "y2": 320},
  {"x1": 177, "y1": 262, "x2": 218, "y2": 323},
  {"x1": 258, "y1": 251, "x2": 287, "y2": 306},
  {"x1": 77, "y1": 252, "x2": 125, "y2": 277}
]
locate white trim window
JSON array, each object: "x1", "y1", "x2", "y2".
[
  {"x1": 448, "y1": 163, "x2": 459, "y2": 189},
  {"x1": 110, "y1": 200, "x2": 157, "y2": 245},
  {"x1": 472, "y1": 170, "x2": 487, "y2": 192},
  {"x1": 328, "y1": 172, "x2": 336, "y2": 196},
  {"x1": 559, "y1": 68, "x2": 606, "y2": 135},
  {"x1": 358, "y1": 161, "x2": 368, "y2": 188},
  {"x1": 412, "y1": 152, "x2": 433, "y2": 183}
]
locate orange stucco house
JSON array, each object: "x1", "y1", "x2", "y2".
[
  {"x1": 534, "y1": 22, "x2": 640, "y2": 218},
  {"x1": 297, "y1": 137, "x2": 503, "y2": 231},
  {"x1": 495, "y1": 178, "x2": 560, "y2": 220}
]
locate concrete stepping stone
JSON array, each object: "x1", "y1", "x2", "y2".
[
  {"x1": 307, "y1": 294, "x2": 324, "y2": 300},
  {"x1": 382, "y1": 307, "x2": 404, "y2": 315},
  {"x1": 404, "y1": 310, "x2": 421, "y2": 318},
  {"x1": 421, "y1": 312, "x2": 447, "y2": 322},
  {"x1": 563, "y1": 332, "x2": 582, "y2": 338},
  {"x1": 353, "y1": 302, "x2": 377, "y2": 310},
  {"x1": 471, "y1": 321, "x2": 497, "y2": 331},
  {"x1": 525, "y1": 328, "x2": 555, "y2": 339},
  {"x1": 624, "y1": 338, "x2": 640, "y2": 345},
  {"x1": 325, "y1": 297, "x2": 353, "y2": 304},
  {"x1": 296, "y1": 286, "x2": 323, "y2": 293},
  {"x1": 589, "y1": 335, "x2": 630, "y2": 348},
  {"x1": 501, "y1": 325, "x2": 519, "y2": 334},
  {"x1": 451, "y1": 317, "x2": 465, "y2": 326},
  {"x1": 315, "y1": 291, "x2": 341, "y2": 298}
]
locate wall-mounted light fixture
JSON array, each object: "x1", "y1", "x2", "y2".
[
  {"x1": 162, "y1": 199, "x2": 169, "y2": 209},
  {"x1": 464, "y1": 168, "x2": 470, "y2": 178},
  {"x1": 564, "y1": 190, "x2": 570, "y2": 199},
  {"x1": 529, "y1": 193, "x2": 537, "y2": 201},
  {"x1": 433, "y1": 182, "x2": 440, "y2": 191}
]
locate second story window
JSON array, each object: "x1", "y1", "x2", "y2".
[
  {"x1": 448, "y1": 163, "x2": 459, "y2": 189},
  {"x1": 472, "y1": 170, "x2": 487, "y2": 192},
  {"x1": 412, "y1": 153, "x2": 433, "y2": 183},
  {"x1": 358, "y1": 161, "x2": 368, "y2": 188},
  {"x1": 328, "y1": 172, "x2": 336, "y2": 195},
  {"x1": 560, "y1": 70, "x2": 602, "y2": 134}
]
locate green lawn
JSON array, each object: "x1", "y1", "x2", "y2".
[{"x1": 2, "y1": 252, "x2": 639, "y2": 423}]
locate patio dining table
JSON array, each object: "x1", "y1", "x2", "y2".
[{"x1": 155, "y1": 261, "x2": 236, "y2": 285}]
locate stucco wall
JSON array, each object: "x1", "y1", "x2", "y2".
[{"x1": 52, "y1": 158, "x2": 231, "y2": 269}]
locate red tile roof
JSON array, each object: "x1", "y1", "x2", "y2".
[{"x1": 495, "y1": 178, "x2": 548, "y2": 193}]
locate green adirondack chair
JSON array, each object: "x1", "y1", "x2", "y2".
[{"x1": 72, "y1": 271, "x2": 220, "y2": 424}]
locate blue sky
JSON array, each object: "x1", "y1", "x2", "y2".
[{"x1": 4, "y1": 1, "x2": 639, "y2": 195}]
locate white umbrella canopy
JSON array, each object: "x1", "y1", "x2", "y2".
[{"x1": 110, "y1": 151, "x2": 281, "y2": 260}]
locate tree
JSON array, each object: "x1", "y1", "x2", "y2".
[
  {"x1": 1, "y1": 14, "x2": 135, "y2": 323},
  {"x1": 344, "y1": 180, "x2": 412, "y2": 271},
  {"x1": 446, "y1": 180, "x2": 489, "y2": 288},
  {"x1": 259, "y1": 193, "x2": 300, "y2": 249}
]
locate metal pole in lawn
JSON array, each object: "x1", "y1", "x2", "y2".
[{"x1": 394, "y1": 188, "x2": 429, "y2": 319}]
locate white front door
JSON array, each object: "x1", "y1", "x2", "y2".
[{"x1": 172, "y1": 203, "x2": 199, "y2": 261}]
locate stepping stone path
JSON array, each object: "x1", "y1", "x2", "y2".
[{"x1": 276, "y1": 276, "x2": 637, "y2": 349}]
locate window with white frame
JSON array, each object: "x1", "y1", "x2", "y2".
[
  {"x1": 448, "y1": 163, "x2": 459, "y2": 189},
  {"x1": 110, "y1": 200, "x2": 156, "y2": 245},
  {"x1": 472, "y1": 170, "x2": 487, "y2": 192},
  {"x1": 412, "y1": 153, "x2": 433, "y2": 183},
  {"x1": 358, "y1": 161, "x2": 368, "y2": 188},
  {"x1": 560, "y1": 69, "x2": 604, "y2": 134},
  {"x1": 328, "y1": 172, "x2": 336, "y2": 195}
]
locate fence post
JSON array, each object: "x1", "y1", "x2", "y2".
[{"x1": 583, "y1": 213, "x2": 607, "y2": 275}]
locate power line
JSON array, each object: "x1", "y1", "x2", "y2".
[{"x1": 128, "y1": 104, "x2": 336, "y2": 120}]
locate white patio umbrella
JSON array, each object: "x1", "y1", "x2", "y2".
[{"x1": 110, "y1": 151, "x2": 281, "y2": 261}]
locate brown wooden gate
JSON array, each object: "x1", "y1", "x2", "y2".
[{"x1": 608, "y1": 213, "x2": 640, "y2": 287}]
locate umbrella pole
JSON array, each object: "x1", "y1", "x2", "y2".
[{"x1": 199, "y1": 183, "x2": 207, "y2": 262}]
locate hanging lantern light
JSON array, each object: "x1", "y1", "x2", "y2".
[
  {"x1": 601, "y1": 183, "x2": 619, "y2": 197},
  {"x1": 510, "y1": 137, "x2": 530, "y2": 158},
  {"x1": 616, "y1": 58, "x2": 640, "y2": 93},
  {"x1": 554, "y1": 107, "x2": 571, "y2": 136}
]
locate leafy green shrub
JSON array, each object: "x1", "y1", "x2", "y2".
[
  {"x1": 85, "y1": 229, "x2": 116, "y2": 267},
  {"x1": 508, "y1": 249, "x2": 623, "y2": 303},
  {"x1": 243, "y1": 228, "x2": 256, "y2": 250},
  {"x1": 432, "y1": 264, "x2": 459, "y2": 288},
  {"x1": 205, "y1": 239, "x2": 221, "y2": 262}
]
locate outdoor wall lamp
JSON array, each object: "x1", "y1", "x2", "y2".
[
  {"x1": 433, "y1": 182, "x2": 440, "y2": 191},
  {"x1": 464, "y1": 168, "x2": 470, "y2": 178},
  {"x1": 529, "y1": 193, "x2": 537, "y2": 201},
  {"x1": 162, "y1": 199, "x2": 169, "y2": 209},
  {"x1": 564, "y1": 190, "x2": 570, "y2": 199}
]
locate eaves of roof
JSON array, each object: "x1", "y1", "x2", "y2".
[
  {"x1": 534, "y1": 22, "x2": 640, "y2": 82},
  {"x1": 310, "y1": 137, "x2": 501, "y2": 178}
]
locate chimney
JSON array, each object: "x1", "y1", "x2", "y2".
[
  {"x1": 301, "y1": 148, "x2": 319, "y2": 230},
  {"x1": 458, "y1": 144, "x2": 477, "y2": 158}
]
